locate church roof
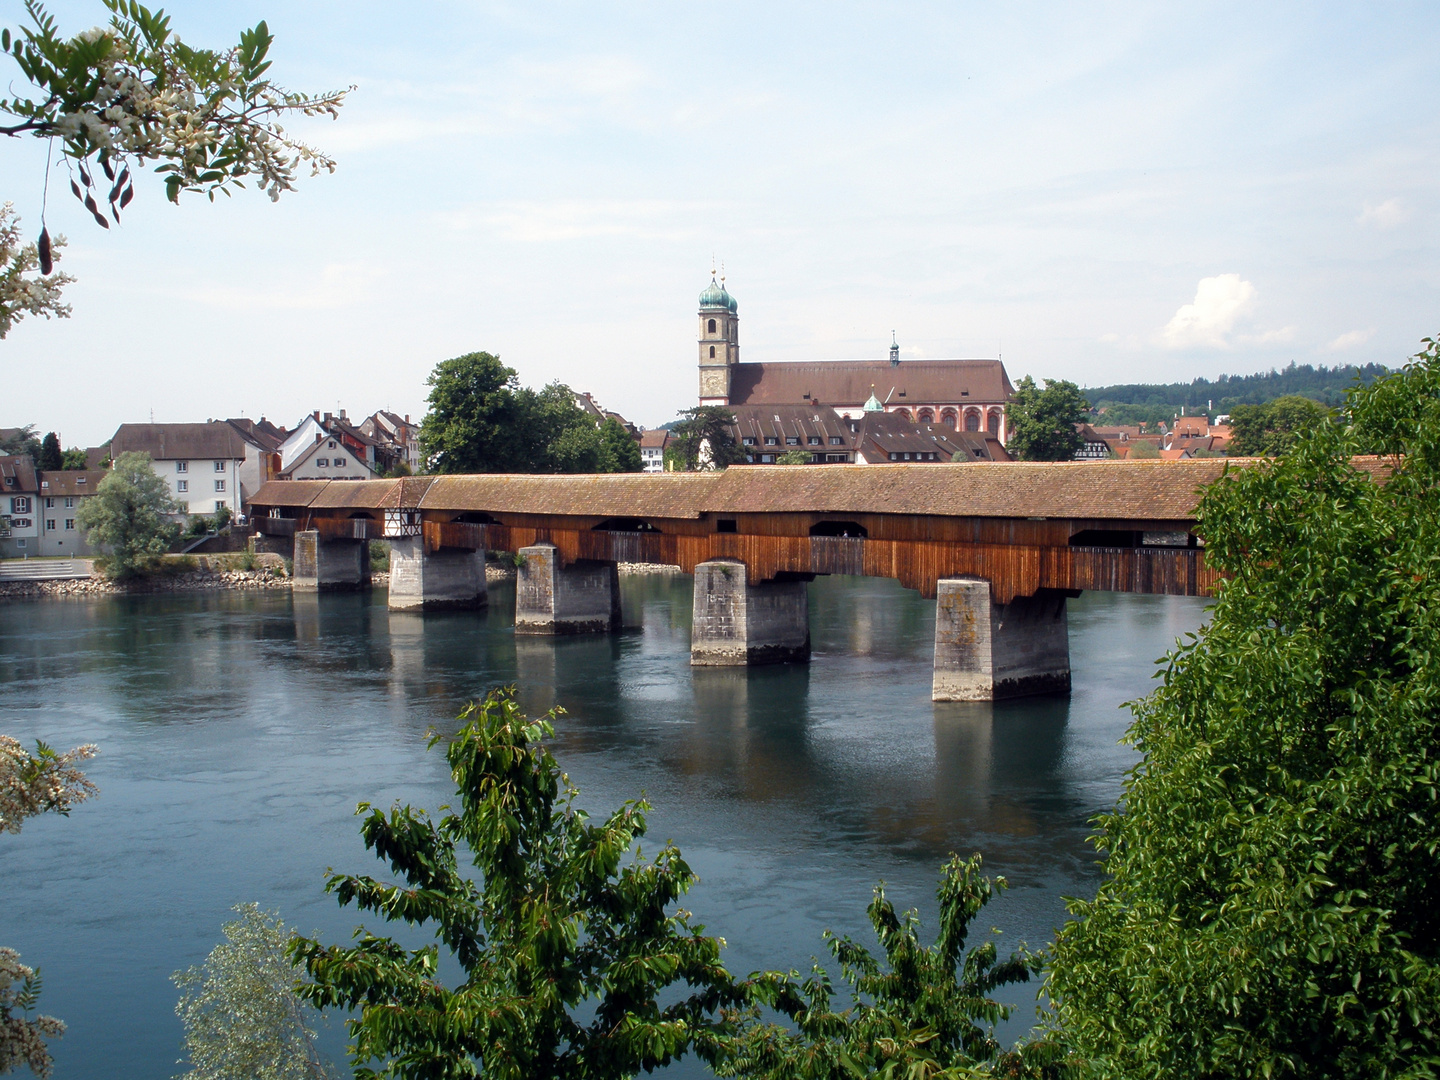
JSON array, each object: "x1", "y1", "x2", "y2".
[{"x1": 727, "y1": 359, "x2": 1013, "y2": 406}]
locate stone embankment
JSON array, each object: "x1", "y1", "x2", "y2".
[{"x1": 1, "y1": 560, "x2": 684, "y2": 601}]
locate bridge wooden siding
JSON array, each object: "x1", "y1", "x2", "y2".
[{"x1": 250, "y1": 461, "x2": 1230, "y2": 604}]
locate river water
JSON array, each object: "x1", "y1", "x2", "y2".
[{"x1": 0, "y1": 575, "x2": 1207, "y2": 1077}]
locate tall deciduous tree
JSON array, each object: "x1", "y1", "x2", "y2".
[
  {"x1": 669, "y1": 406, "x2": 744, "y2": 471},
  {"x1": 1226, "y1": 394, "x2": 1329, "y2": 456},
  {"x1": 1004, "y1": 377, "x2": 1089, "y2": 461},
  {"x1": 598, "y1": 417, "x2": 642, "y2": 473},
  {"x1": 75, "y1": 449, "x2": 179, "y2": 577},
  {"x1": 420, "y1": 352, "x2": 526, "y2": 473},
  {"x1": 1045, "y1": 341, "x2": 1440, "y2": 1077},
  {"x1": 35, "y1": 432, "x2": 60, "y2": 471},
  {"x1": 290, "y1": 689, "x2": 745, "y2": 1080},
  {"x1": 59, "y1": 447, "x2": 85, "y2": 470}
]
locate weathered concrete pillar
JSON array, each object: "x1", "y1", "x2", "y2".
[
  {"x1": 690, "y1": 559, "x2": 810, "y2": 666},
  {"x1": 932, "y1": 579, "x2": 1070, "y2": 701},
  {"x1": 386, "y1": 535, "x2": 488, "y2": 611},
  {"x1": 292, "y1": 530, "x2": 369, "y2": 591},
  {"x1": 514, "y1": 543, "x2": 620, "y2": 635}
]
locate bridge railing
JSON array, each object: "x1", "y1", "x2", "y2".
[
  {"x1": 424, "y1": 521, "x2": 488, "y2": 553},
  {"x1": 809, "y1": 536, "x2": 865, "y2": 576},
  {"x1": 316, "y1": 518, "x2": 377, "y2": 541},
  {"x1": 254, "y1": 517, "x2": 296, "y2": 538}
]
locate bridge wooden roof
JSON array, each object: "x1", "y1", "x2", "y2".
[{"x1": 250, "y1": 459, "x2": 1269, "y2": 522}]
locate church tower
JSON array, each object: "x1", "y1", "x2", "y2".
[{"x1": 697, "y1": 272, "x2": 739, "y2": 406}]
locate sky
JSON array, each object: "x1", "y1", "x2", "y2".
[{"x1": 2, "y1": 1, "x2": 1437, "y2": 446}]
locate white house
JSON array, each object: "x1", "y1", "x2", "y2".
[
  {"x1": 277, "y1": 412, "x2": 380, "y2": 481},
  {"x1": 109, "y1": 423, "x2": 258, "y2": 520}
]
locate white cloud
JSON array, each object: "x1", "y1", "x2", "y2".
[
  {"x1": 178, "y1": 262, "x2": 387, "y2": 312},
  {"x1": 1160, "y1": 274, "x2": 1256, "y2": 349},
  {"x1": 1328, "y1": 327, "x2": 1375, "y2": 351},
  {"x1": 1098, "y1": 332, "x2": 1120, "y2": 343},
  {"x1": 1358, "y1": 199, "x2": 1408, "y2": 229},
  {"x1": 1240, "y1": 325, "x2": 1297, "y2": 345}
]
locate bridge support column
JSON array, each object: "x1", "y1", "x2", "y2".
[
  {"x1": 387, "y1": 535, "x2": 487, "y2": 611},
  {"x1": 691, "y1": 559, "x2": 810, "y2": 666},
  {"x1": 932, "y1": 579, "x2": 1070, "y2": 701},
  {"x1": 515, "y1": 543, "x2": 620, "y2": 635},
  {"x1": 292, "y1": 530, "x2": 370, "y2": 592}
]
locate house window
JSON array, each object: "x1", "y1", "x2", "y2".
[
  {"x1": 764, "y1": 436, "x2": 778, "y2": 446},
  {"x1": 176, "y1": 480, "x2": 188, "y2": 493},
  {"x1": 176, "y1": 461, "x2": 188, "y2": 473},
  {"x1": 807, "y1": 436, "x2": 821, "y2": 445},
  {"x1": 334, "y1": 457, "x2": 347, "y2": 466},
  {"x1": 328, "y1": 441, "x2": 336, "y2": 449},
  {"x1": 708, "y1": 318, "x2": 716, "y2": 333},
  {"x1": 64, "y1": 497, "x2": 75, "y2": 508},
  {"x1": 826, "y1": 454, "x2": 847, "y2": 462},
  {"x1": 15, "y1": 539, "x2": 24, "y2": 549},
  {"x1": 215, "y1": 501, "x2": 225, "y2": 513},
  {"x1": 12, "y1": 518, "x2": 31, "y2": 528},
  {"x1": 65, "y1": 519, "x2": 75, "y2": 530},
  {"x1": 10, "y1": 497, "x2": 30, "y2": 514},
  {"x1": 214, "y1": 461, "x2": 225, "y2": 472},
  {"x1": 759, "y1": 454, "x2": 775, "y2": 463},
  {"x1": 46, "y1": 519, "x2": 56, "y2": 531},
  {"x1": 214, "y1": 480, "x2": 226, "y2": 492},
  {"x1": 829, "y1": 436, "x2": 844, "y2": 445},
  {"x1": 785, "y1": 436, "x2": 800, "y2": 446},
  {"x1": 316, "y1": 458, "x2": 329, "y2": 467},
  {"x1": 44, "y1": 498, "x2": 54, "y2": 508},
  {"x1": 75, "y1": 476, "x2": 85, "y2": 485},
  {"x1": 741, "y1": 437, "x2": 756, "y2": 445}
]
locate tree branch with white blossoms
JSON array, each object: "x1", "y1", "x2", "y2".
[
  {"x1": 1, "y1": 734, "x2": 96, "y2": 1077},
  {"x1": 0, "y1": 202, "x2": 72, "y2": 338},
  {"x1": 2, "y1": 0, "x2": 351, "y2": 225}
]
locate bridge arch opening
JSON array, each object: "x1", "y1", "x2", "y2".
[
  {"x1": 809, "y1": 520, "x2": 868, "y2": 538},
  {"x1": 594, "y1": 517, "x2": 661, "y2": 533},
  {"x1": 454, "y1": 512, "x2": 498, "y2": 524}
]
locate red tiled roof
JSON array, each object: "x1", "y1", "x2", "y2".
[{"x1": 728, "y1": 359, "x2": 1013, "y2": 406}]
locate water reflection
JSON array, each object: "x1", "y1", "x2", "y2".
[{"x1": 0, "y1": 575, "x2": 1209, "y2": 1079}]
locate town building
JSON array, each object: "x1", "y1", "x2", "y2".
[
  {"x1": 35, "y1": 469, "x2": 107, "y2": 556},
  {"x1": 725, "y1": 404, "x2": 1010, "y2": 465},
  {"x1": 639, "y1": 429, "x2": 669, "y2": 473},
  {"x1": 0, "y1": 455, "x2": 39, "y2": 558},
  {"x1": 695, "y1": 276, "x2": 1014, "y2": 440},
  {"x1": 359, "y1": 411, "x2": 422, "y2": 473},
  {"x1": 276, "y1": 412, "x2": 381, "y2": 481},
  {"x1": 109, "y1": 422, "x2": 274, "y2": 520}
]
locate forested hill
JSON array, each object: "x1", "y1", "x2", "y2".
[{"x1": 1083, "y1": 362, "x2": 1390, "y2": 425}]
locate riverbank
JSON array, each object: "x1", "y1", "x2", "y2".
[{"x1": 0, "y1": 561, "x2": 684, "y2": 600}]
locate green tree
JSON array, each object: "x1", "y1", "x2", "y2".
[
  {"x1": 1125, "y1": 438, "x2": 1159, "y2": 459},
  {"x1": 172, "y1": 904, "x2": 335, "y2": 1080},
  {"x1": 1045, "y1": 341, "x2": 1440, "y2": 1078},
  {"x1": 420, "y1": 352, "x2": 526, "y2": 473},
  {"x1": 669, "y1": 406, "x2": 744, "y2": 471},
  {"x1": 775, "y1": 449, "x2": 811, "y2": 465},
  {"x1": 75, "y1": 450, "x2": 179, "y2": 578},
  {"x1": 290, "y1": 689, "x2": 745, "y2": 1080},
  {"x1": 35, "y1": 432, "x2": 60, "y2": 471},
  {"x1": 518, "y1": 382, "x2": 603, "y2": 473},
  {"x1": 0, "y1": 424, "x2": 39, "y2": 459},
  {"x1": 598, "y1": 417, "x2": 643, "y2": 473},
  {"x1": 59, "y1": 447, "x2": 85, "y2": 470},
  {"x1": 718, "y1": 854, "x2": 1064, "y2": 1080},
  {"x1": 1227, "y1": 394, "x2": 1329, "y2": 456},
  {"x1": 1005, "y1": 377, "x2": 1089, "y2": 461}
]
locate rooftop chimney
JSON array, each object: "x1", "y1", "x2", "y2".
[
  {"x1": 313, "y1": 411, "x2": 321, "y2": 422},
  {"x1": 339, "y1": 409, "x2": 347, "y2": 421}
]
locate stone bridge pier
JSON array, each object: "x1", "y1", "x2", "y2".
[
  {"x1": 292, "y1": 530, "x2": 369, "y2": 591},
  {"x1": 690, "y1": 559, "x2": 811, "y2": 666},
  {"x1": 515, "y1": 543, "x2": 621, "y2": 635},
  {"x1": 932, "y1": 578, "x2": 1071, "y2": 701},
  {"x1": 387, "y1": 535, "x2": 488, "y2": 611}
]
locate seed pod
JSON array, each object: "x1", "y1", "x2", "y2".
[
  {"x1": 70, "y1": 179, "x2": 83, "y2": 202},
  {"x1": 84, "y1": 193, "x2": 99, "y2": 216},
  {"x1": 100, "y1": 154, "x2": 115, "y2": 182},
  {"x1": 119, "y1": 184, "x2": 134, "y2": 210},
  {"x1": 91, "y1": 210, "x2": 109, "y2": 230},
  {"x1": 38, "y1": 227, "x2": 52, "y2": 275},
  {"x1": 79, "y1": 163, "x2": 92, "y2": 188}
]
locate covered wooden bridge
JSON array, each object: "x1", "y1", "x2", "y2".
[{"x1": 249, "y1": 461, "x2": 1230, "y2": 701}]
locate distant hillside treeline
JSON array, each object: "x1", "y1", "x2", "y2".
[{"x1": 1084, "y1": 362, "x2": 1390, "y2": 426}]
